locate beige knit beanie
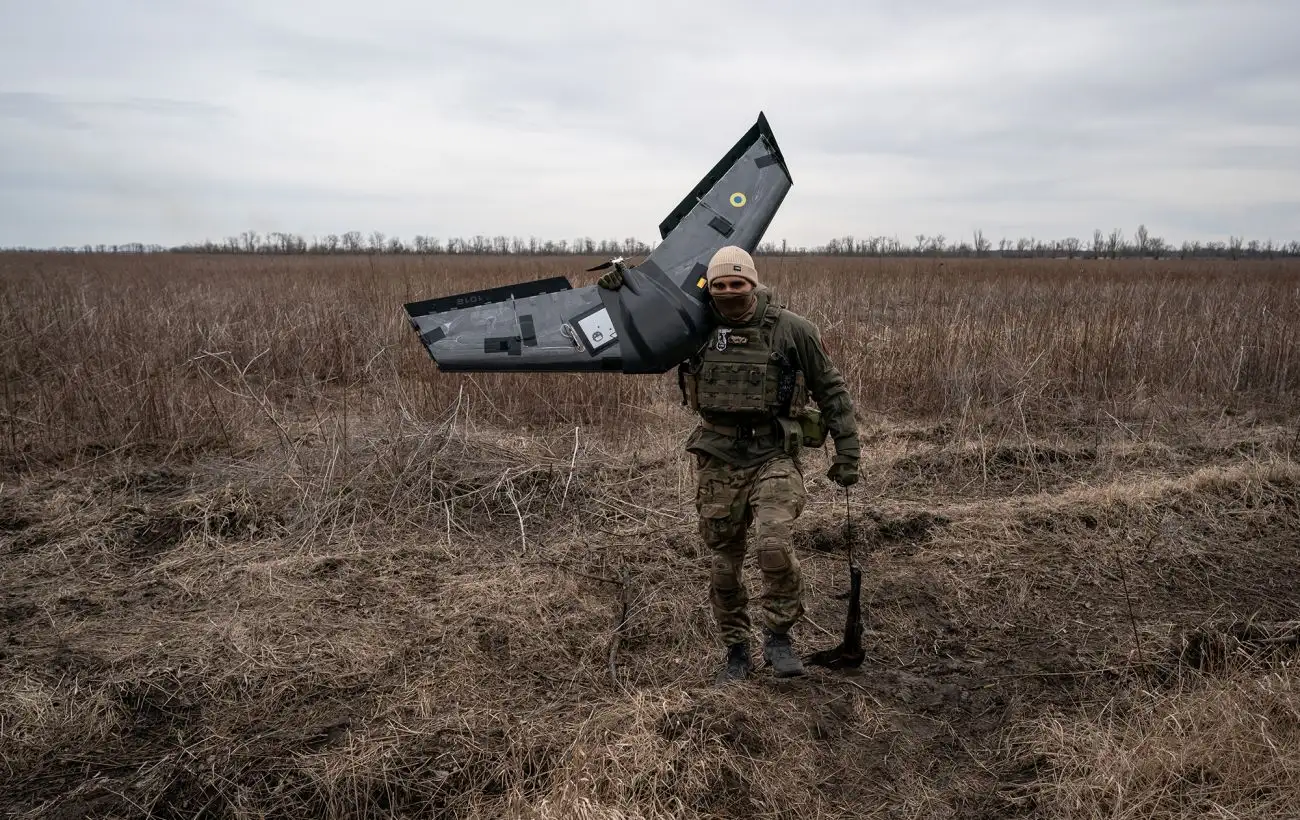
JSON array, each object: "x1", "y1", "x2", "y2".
[{"x1": 705, "y1": 245, "x2": 759, "y2": 287}]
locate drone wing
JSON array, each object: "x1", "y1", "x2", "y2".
[{"x1": 404, "y1": 112, "x2": 793, "y2": 373}]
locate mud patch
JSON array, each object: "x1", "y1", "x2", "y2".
[
  {"x1": 890, "y1": 443, "x2": 1099, "y2": 495},
  {"x1": 1, "y1": 602, "x2": 39, "y2": 626},
  {"x1": 42, "y1": 793, "x2": 138, "y2": 820},
  {"x1": 1173, "y1": 620, "x2": 1300, "y2": 675},
  {"x1": 128, "y1": 511, "x2": 191, "y2": 558},
  {"x1": 873, "y1": 509, "x2": 951, "y2": 542},
  {"x1": 114, "y1": 677, "x2": 200, "y2": 737},
  {"x1": 108, "y1": 467, "x2": 191, "y2": 495},
  {"x1": 1016, "y1": 509, "x2": 1104, "y2": 534},
  {"x1": 0, "y1": 496, "x2": 33, "y2": 533},
  {"x1": 659, "y1": 703, "x2": 768, "y2": 756},
  {"x1": 48, "y1": 643, "x2": 110, "y2": 675},
  {"x1": 117, "y1": 486, "x2": 274, "y2": 560},
  {"x1": 56, "y1": 594, "x2": 105, "y2": 618},
  {"x1": 800, "y1": 510, "x2": 950, "y2": 554}
]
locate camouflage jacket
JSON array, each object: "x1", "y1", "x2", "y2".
[{"x1": 682, "y1": 288, "x2": 860, "y2": 468}]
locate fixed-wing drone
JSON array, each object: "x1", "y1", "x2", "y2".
[{"x1": 403, "y1": 112, "x2": 793, "y2": 374}]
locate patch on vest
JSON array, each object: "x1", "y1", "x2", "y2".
[{"x1": 714, "y1": 328, "x2": 751, "y2": 352}]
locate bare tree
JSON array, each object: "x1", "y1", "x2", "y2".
[
  {"x1": 1228, "y1": 235, "x2": 1243, "y2": 260},
  {"x1": 1107, "y1": 229, "x2": 1124, "y2": 259},
  {"x1": 1134, "y1": 224, "x2": 1150, "y2": 257},
  {"x1": 1148, "y1": 236, "x2": 1166, "y2": 259}
]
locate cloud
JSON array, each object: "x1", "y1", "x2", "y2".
[
  {"x1": 0, "y1": 91, "x2": 228, "y2": 131},
  {"x1": 1, "y1": 0, "x2": 1297, "y2": 247}
]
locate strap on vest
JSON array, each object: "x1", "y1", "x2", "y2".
[{"x1": 701, "y1": 419, "x2": 780, "y2": 439}]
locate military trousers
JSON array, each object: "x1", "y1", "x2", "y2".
[{"x1": 694, "y1": 453, "x2": 807, "y2": 646}]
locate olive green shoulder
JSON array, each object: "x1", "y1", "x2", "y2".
[{"x1": 770, "y1": 307, "x2": 821, "y2": 343}]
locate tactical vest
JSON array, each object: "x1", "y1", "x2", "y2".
[{"x1": 679, "y1": 302, "x2": 807, "y2": 420}]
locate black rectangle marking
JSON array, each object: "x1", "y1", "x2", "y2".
[
  {"x1": 421, "y1": 326, "x2": 446, "y2": 346},
  {"x1": 681, "y1": 262, "x2": 710, "y2": 300},
  {"x1": 518, "y1": 314, "x2": 537, "y2": 347},
  {"x1": 756, "y1": 154, "x2": 779, "y2": 168},
  {"x1": 484, "y1": 336, "x2": 522, "y2": 356},
  {"x1": 708, "y1": 215, "x2": 735, "y2": 237},
  {"x1": 404, "y1": 276, "x2": 571, "y2": 318}
]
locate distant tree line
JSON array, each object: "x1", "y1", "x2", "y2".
[
  {"x1": 6, "y1": 225, "x2": 1300, "y2": 260},
  {"x1": 812, "y1": 226, "x2": 1300, "y2": 261}
]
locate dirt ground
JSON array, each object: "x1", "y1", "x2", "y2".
[{"x1": 3, "y1": 404, "x2": 1297, "y2": 819}]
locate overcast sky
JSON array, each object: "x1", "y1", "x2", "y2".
[{"x1": 2, "y1": 0, "x2": 1298, "y2": 249}]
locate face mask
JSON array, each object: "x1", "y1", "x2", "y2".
[{"x1": 712, "y1": 292, "x2": 755, "y2": 320}]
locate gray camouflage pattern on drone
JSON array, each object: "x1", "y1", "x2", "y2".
[{"x1": 403, "y1": 112, "x2": 793, "y2": 374}]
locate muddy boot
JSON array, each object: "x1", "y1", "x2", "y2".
[
  {"x1": 763, "y1": 629, "x2": 805, "y2": 678},
  {"x1": 714, "y1": 642, "x2": 751, "y2": 685}
]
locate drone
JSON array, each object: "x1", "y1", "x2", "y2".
[{"x1": 403, "y1": 113, "x2": 792, "y2": 375}]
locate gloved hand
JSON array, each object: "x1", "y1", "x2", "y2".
[
  {"x1": 827, "y1": 459, "x2": 858, "y2": 487},
  {"x1": 597, "y1": 268, "x2": 624, "y2": 289}
]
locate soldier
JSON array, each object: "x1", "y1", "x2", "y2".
[{"x1": 601, "y1": 246, "x2": 860, "y2": 683}]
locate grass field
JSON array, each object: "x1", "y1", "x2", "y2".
[{"x1": 2, "y1": 252, "x2": 1298, "y2": 818}]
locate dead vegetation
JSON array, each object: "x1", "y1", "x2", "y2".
[{"x1": 1, "y1": 253, "x2": 1298, "y2": 818}]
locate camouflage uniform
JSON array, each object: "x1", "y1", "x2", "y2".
[{"x1": 680, "y1": 287, "x2": 860, "y2": 646}]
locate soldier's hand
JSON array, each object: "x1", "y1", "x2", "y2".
[
  {"x1": 827, "y1": 460, "x2": 858, "y2": 487},
  {"x1": 597, "y1": 268, "x2": 624, "y2": 289}
]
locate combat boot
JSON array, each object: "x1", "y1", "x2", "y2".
[
  {"x1": 714, "y1": 642, "x2": 751, "y2": 685},
  {"x1": 763, "y1": 629, "x2": 805, "y2": 678}
]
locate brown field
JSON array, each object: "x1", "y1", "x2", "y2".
[{"x1": 1, "y1": 252, "x2": 1298, "y2": 819}]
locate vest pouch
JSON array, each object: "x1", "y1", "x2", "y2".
[
  {"x1": 695, "y1": 360, "x2": 773, "y2": 414},
  {"x1": 789, "y1": 372, "x2": 809, "y2": 411},
  {"x1": 776, "y1": 417, "x2": 802, "y2": 456},
  {"x1": 680, "y1": 368, "x2": 700, "y2": 410},
  {"x1": 798, "y1": 409, "x2": 828, "y2": 448}
]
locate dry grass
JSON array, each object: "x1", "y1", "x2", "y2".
[
  {"x1": 1, "y1": 253, "x2": 1296, "y2": 466},
  {"x1": 1, "y1": 253, "x2": 1298, "y2": 818},
  {"x1": 1018, "y1": 670, "x2": 1300, "y2": 818}
]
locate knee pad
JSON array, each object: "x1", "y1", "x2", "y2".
[
  {"x1": 711, "y1": 555, "x2": 740, "y2": 590},
  {"x1": 757, "y1": 545, "x2": 791, "y2": 573}
]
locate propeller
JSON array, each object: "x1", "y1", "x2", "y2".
[{"x1": 585, "y1": 256, "x2": 626, "y2": 272}]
